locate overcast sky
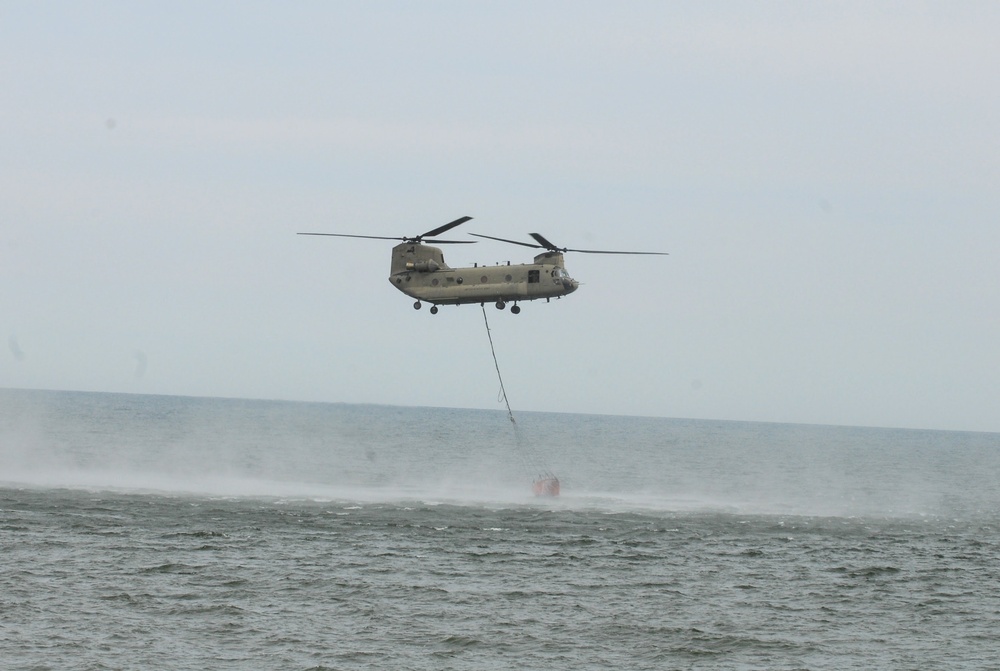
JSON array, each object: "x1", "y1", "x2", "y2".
[{"x1": 2, "y1": 2, "x2": 998, "y2": 432}]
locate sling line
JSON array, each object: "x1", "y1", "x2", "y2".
[
  {"x1": 480, "y1": 305, "x2": 560, "y2": 496},
  {"x1": 481, "y1": 303, "x2": 516, "y2": 425}
]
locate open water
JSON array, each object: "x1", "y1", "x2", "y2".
[{"x1": 2, "y1": 388, "x2": 999, "y2": 670}]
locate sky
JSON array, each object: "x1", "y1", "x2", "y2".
[{"x1": 2, "y1": 2, "x2": 998, "y2": 432}]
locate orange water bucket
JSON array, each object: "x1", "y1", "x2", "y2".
[{"x1": 532, "y1": 477, "x2": 560, "y2": 497}]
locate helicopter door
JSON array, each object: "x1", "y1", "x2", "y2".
[{"x1": 528, "y1": 269, "x2": 540, "y2": 284}]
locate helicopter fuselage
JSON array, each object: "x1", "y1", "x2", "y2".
[
  {"x1": 298, "y1": 216, "x2": 665, "y2": 313},
  {"x1": 389, "y1": 242, "x2": 578, "y2": 307}
]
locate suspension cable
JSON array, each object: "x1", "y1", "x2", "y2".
[
  {"x1": 480, "y1": 303, "x2": 559, "y2": 492},
  {"x1": 481, "y1": 303, "x2": 515, "y2": 424}
]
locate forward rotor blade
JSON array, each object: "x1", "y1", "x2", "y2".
[
  {"x1": 420, "y1": 216, "x2": 473, "y2": 240},
  {"x1": 563, "y1": 247, "x2": 669, "y2": 256},
  {"x1": 529, "y1": 233, "x2": 559, "y2": 251},
  {"x1": 421, "y1": 238, "x2": 477, "y2": 244},
  {"x1": 469, "y1": 233, "x2": 543, "y2": 249},
  {"x1": 530, "y1": 233, "x2": 668, "y2": 255}
]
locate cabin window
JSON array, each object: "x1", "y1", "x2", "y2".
[
  {"x1": 480, "y1": 275, "x2": 488, "y2": 283},
  {"x1": 457, "y1": 277, "x2": 464, "y2": 284},
  {"x1": 505, "y1": 274, "x2": 512, "y2": 282},
  {"x1": 431, "y1": 278, "x2": 439, "y2": 286},
  {"x1": 528, "y1": 269, "x2": 540, "y2": 284}
]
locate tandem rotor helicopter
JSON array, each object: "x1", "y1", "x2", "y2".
[{"x1": 299, "y1": 216, "x2": 668, "y2": 314}]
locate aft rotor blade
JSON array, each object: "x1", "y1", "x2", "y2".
[
  {"x1": 297, "y1": 232, "x2": 405, "y2": 241},
  {"x1": 298, "y1": 232, "x2": 475, "y2": 245},
  {"x1": 420, "y1": 216, "x2": 473, "y2": 240},
  {"x1": 469, "y1": 233, "x2": 543, "y2": 249}
]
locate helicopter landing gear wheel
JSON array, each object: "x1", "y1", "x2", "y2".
[
  {"x1": 495, "y1": 300, "x2": 506, "y2": 310},
  {"x1": 430, "y1": 305, "x2": 439, "y2": 315},
  {"x1": 510, "y1": 304, "x2": 521, "y2": 314},
  {"x1": 413, "y1": 301, "x2": 422, "y2": 310}
]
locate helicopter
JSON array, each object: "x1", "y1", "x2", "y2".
[{"x1": 298, "y1": 216, "x2": 667, "y2": 314}]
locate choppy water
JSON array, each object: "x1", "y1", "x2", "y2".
[{"x1": 2, "y1": 389, "x2": 1000, "y2": 669}]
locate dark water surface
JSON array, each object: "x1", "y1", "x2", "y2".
[{"x1": 2, "y1": 389, "x2": 999, "y2": 669}]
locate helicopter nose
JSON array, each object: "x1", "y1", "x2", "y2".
[{"x1": 563, "y1": 278, "x2": 579, "y2": 293}]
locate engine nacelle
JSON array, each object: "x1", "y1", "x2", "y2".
[{"x1": 405, "y1": 260, "x2": 440, "y2": 272}]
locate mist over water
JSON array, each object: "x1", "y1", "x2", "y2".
[
  {"x1": 2, "y1": 391, "x2": 537, "y2": 503},
  {"x1": 4, "y1": 389, "x2": 1000, "y2": 670},
  {"x1": 2, "y1": 389, "x2": 996, "y2": 518}
]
